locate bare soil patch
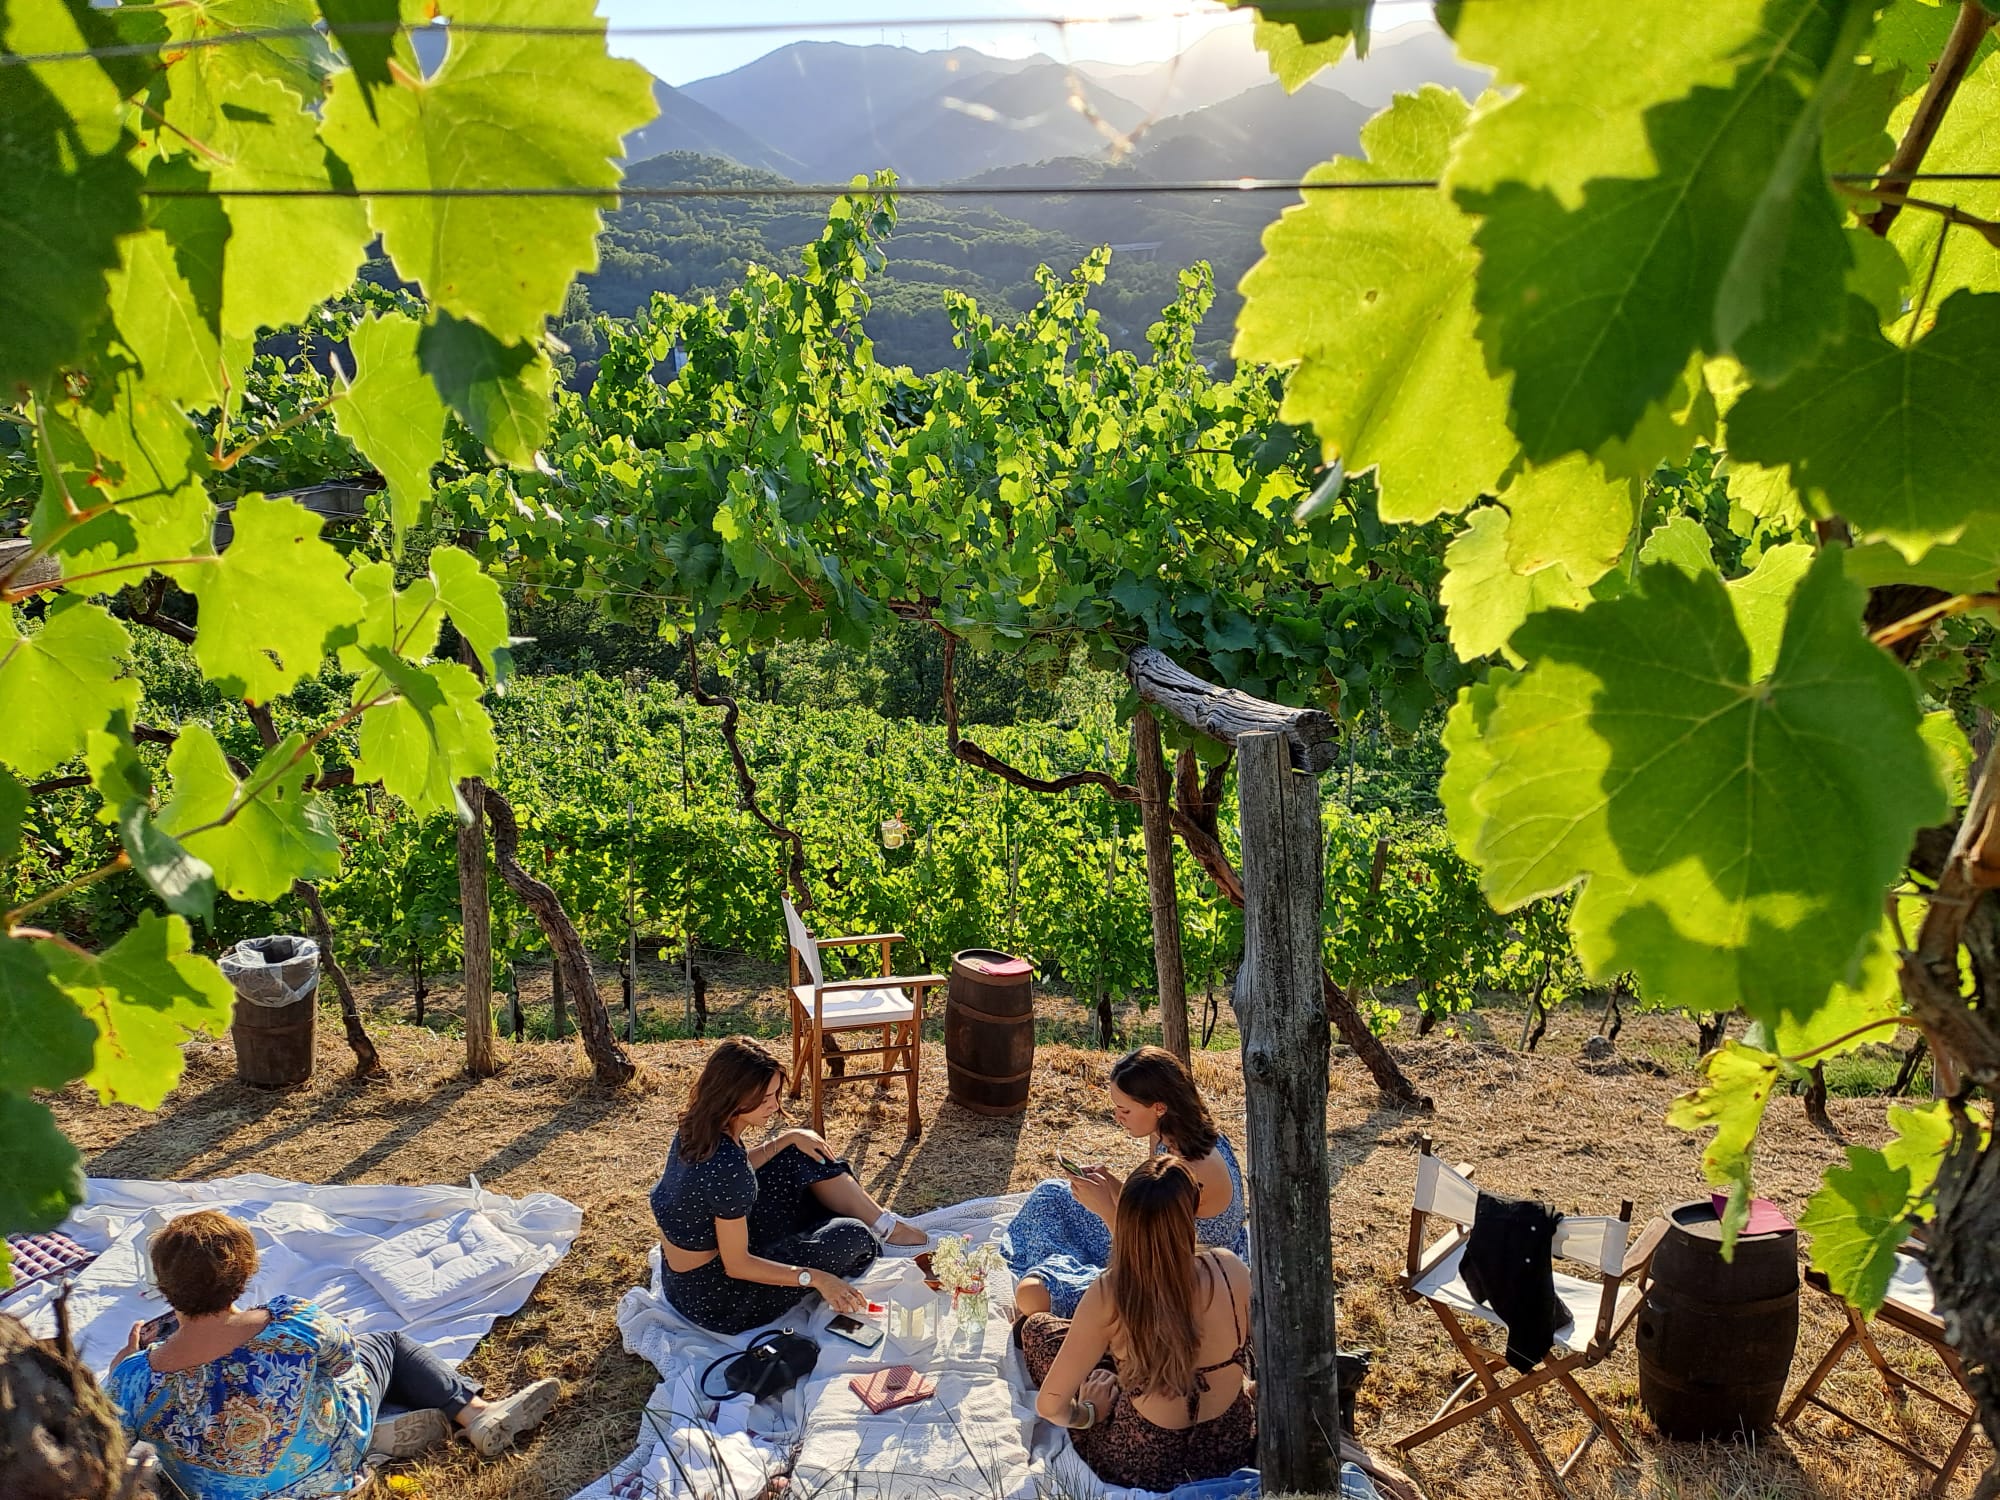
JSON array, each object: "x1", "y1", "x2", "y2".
[{"x1": 45, "y1": 985, "x2": 1979, "y2": 1500}]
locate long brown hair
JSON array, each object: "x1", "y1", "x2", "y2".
[
  {"x1": 1103, "y1": 1155, "x2": 1204, "y2": 1399},
  {"x1": 1111, "y1": 1046, "x2": 1219, "y2": 1160},
  {"x1": 678, "y1": 1036, "x2": 786, "y2": 1163}
]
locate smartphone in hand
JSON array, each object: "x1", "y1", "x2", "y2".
[
  {"x1": 138, "y1": 1311, "x2": 180, "y2": 1345},
  {"x1": 1057, "y1": 1152, "x2": 1090, "y2": 1177}
]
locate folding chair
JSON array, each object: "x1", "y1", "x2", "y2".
[
  {"x1": 1393, "y1": 1136, "x2": 1664, "y2": 1499},
  {"x1": 1780, "y1": 1247, "x2": 1983, "y2": 1496},
  {"x1": 782, "y1": 897, "x2": 942, "y2": 1139}
]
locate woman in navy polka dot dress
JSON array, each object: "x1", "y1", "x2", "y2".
[{"x1": 650, "y1": 1036, "x2": 930, "y2": 1335}]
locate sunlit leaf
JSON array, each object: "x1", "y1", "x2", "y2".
[
  {"x1": 1667, "y1": 1040, "x2": 1780, "y2": 1250},
  {"x1": 0, "y1": 598, "x2": 139, "y2": 778},
  {"x1": 157, "y1": 725, "x2": 340, "y2": 900},
  {"x1": 0, "y1": 936, "x2": 98, "y2": 1093}
]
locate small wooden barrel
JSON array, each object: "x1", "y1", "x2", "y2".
[
  {"x1": 232, "y1": 992, "x2": 316, "y2": 1088},
  {"x1": 1637, "y1": 1199, "x2": 1800, "y2": 1440},
  {"x1": 945, "y1": 949, "x2": 1034, "y2": 1116}
]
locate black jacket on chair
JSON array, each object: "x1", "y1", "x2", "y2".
[{"x1": 1461, "y1": 1191, "x2": 1567, "y2": 1372}]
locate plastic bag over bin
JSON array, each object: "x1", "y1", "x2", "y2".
[{"x1": 218, "y1": 935, "x2": 320, "y2": 1007}]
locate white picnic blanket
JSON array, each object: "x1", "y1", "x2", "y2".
[
  {"x1": 571, "y1": 1192, "x2": 1245, "y2": 1500},
  {"x1": 2, "y1": 1173, "x2": 582, "y2": 1377}
]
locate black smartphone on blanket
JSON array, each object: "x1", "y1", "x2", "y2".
[{"x1": 828, "y1": 1313, "x2": 886, "y2": 1351}]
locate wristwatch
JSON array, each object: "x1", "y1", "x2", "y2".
[{"x1": 796, "y1": 1268, "x2": 814, "y2": 1287}]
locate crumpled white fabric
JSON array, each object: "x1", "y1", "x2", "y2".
[{"x1": 4, "y1": 1173, "x2": 581, "y2": 1377}]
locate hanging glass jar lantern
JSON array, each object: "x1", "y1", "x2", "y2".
[{"x1": 881, "y1": 812, "x2": 908, "y2": 849}]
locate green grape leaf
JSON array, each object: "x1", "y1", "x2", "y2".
[
  {"x1": 0, "y1": 768, "x2": 23, "y2": 865},
  {"x1": 1726, "y1": 292, "x2": 2000, "y2": 560},
  {"x1": 333, "y1": 312, "x2": 448, "y2": 536},
  {"x1": 351, "y1": 650, "x2": 496, "y2": 818},
  {"x1": 0, "y1": 598, "x2": 139, "y2": 778},
  {"x1": 1725, "y1": 542, "x2": 1816, "y2": 679},
  {"x1": 0, "y1": 936, "x2": 99, "y2": 1093},
  {"x1": 1452, "y1": 0, "x2": 1862, "y2": 461},
  {"x1": 1636, "y1": 515, "x2": 1716, "y2": 577},
  {"x1": 321, "y1": 0, "x2": 657, "y2": 344},
  {"x1": 1921, "y1": 710, "x2": 1974, "y2": 806},
  {"x1": 1439, "y1": 506, "x2": 1590, "y2": 663},
  {"x1": 0, "y1": 0, "x2": 145, "y2": 394},
  {"x1": 117, "y1": 802, "x2": 219, "y2": 924},
  {"x1": 337, "y1": 560, "x2": 440, "y2": 671},
  {"x1": 1847, "y1": 512, "x2": 2000, "y2": 593},
  {"x1": 43, "y1": 913, "x2": 234, "y2": 1108},
  {"x1": 1886, "y1": 33, "x2": 1999, "y2": 307},
  {"x1": 1233, "y1": 3, "x2": 1370, "y2": 89},
  {"x1": 416, "y1": 312, "x2": 553, "y2": 465},
  {"x1": 428, "y1": 545, "x2": 510, "y2": 680},
  {"x1": 1765, "y1": 916, "x2": 1903, "y2": 1058},
  {"x1": 1800, "y1": 1146, "x2": 1918, "y2": 1314},
  {"x1": 210, "y1": 72, "x2": 372, "y2": 340},
  {"x1": 185, "y1": 493, "x2": 365, "y2": 702},
  {"x1": 34, "y1": 366, "x2": 213, "y2": 573},
  {"x1": 1457, "y1": 548, "x2": 1944, "y2": 1031},
  {"x1": 318, "y1": 0, "x2": 400, "y2": 102},
  {"x1": 0, "y1": 1093, "x2": 85, "y2": 1234},
  {"x1": 1501, "y1": 454, "x2": 1636, "y2": 588},
  {"x1": 1596, "y1": 355, "x2": 1718, "y2": 483},
  {"x1": 157, "y1": 725, "x2": 340, "y2": 900},
  {"x1": 1235, "y1": 88, "x2": 1515, "y2": 522},
  {"x1": 84, "y1": 722, "x2": 150, "y2": 821},
  {"x1": 1666, "y1": 1040, "x2": 1780, "y2": 1250},
  {"x1": 1439, "y1": 673, "x2": 1510, "y2": 859},
  {"x1": 1882, "y1": 1099, "x2": 1958, "y2": 1211},
  {"x1": 152, "y1": 0, "x2": 331, "y2": 143},
  {"x1": 106, "y1": 158, "x2": 232, "y2": 410}
]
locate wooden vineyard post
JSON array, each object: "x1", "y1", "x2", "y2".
[
  {"x1": 1134, "y1": 708, "x2": 1190, "y2": 1063},
  {"x1": 1236, "y1": 730, "x2": 1340, "y2": 1491},
  {"x1": 459, "y1": 776, "x2": 496, "y2": 1077}
]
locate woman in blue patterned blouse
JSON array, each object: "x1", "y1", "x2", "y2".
[{"x1": 106, "y1": 1211, "x2": 559, "y2": 1498}]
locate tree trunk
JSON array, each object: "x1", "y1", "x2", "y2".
[
  {"x1": 290, "y1": 880, "x2": 381, "y2": 1078},
  {"x1": 458, "y1": 777, "x2": 496, "y2": 1077},
  {"x1": 0, "y1": 1311, "x2": 141, "y2": 1500},
  {"x1": 482, "y1": 785, "x2": 635, "y2": 1085},
  {"x1": 1130, "y1": 646, "x2": 1339, "y2": 773},
  {"x1": 1930, "y1": 1119, "x2": 2000, "y2": 1498},
  {"x1": 1235, "y1": 731, "x2": 1341, "y2": 1492},
  {"x1": 1133, "y1": 709, "x2": 1190, "y2": 1064},
  {"x1": 550, "y1": 959, "x2": 569, "y2": 1040}
]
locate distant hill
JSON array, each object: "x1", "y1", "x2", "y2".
[
  {"x1": 621, "y1": 81, "x2": 804, "y2": 177},
  {"x1": 1132, "y1": 81, "x2": 1374, "y2": 181}
]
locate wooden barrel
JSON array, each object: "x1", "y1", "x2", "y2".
[
  {"x1": 232, "y1": 993, "x2": 316, "y2": 1087},
  {"x1": 1637, "y1": 1199, "x2": 1800, "y2": 1440},
  {"x1": 945, "y1": 949, "x2": 1034, "y2": 1116}
]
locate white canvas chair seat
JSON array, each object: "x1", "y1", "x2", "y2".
[
  {"x1": 788, "y1": 983, "x2": 914, "y2": 1029},
  {"x1": 1410, "y1": 1241, "x2": 1607, "y2": 1357},
  {"x1": 1887, "y1": 1251, "x2": 1936, "y2": 1317}
]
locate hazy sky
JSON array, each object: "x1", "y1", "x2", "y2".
[{"x1": 610, "y1": 0, "x2": 1441, "y2": 86}]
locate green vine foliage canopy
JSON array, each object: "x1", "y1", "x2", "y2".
[
  {"x1": 1236, "y1": 0, "x2": 2000, "y2": 1310},
  {"x1": 0, "y1": 0, "x2": 652, "y2": 1274}
]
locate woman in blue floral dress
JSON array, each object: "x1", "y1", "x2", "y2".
[
  {"x1": 1005, "y1": 1047, "x2": 1248, "y2": 1318},
  {"x1": 106, "y1": 1210, "x2": 561, "y2": 1498}
]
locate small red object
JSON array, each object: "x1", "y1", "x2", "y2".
[
  {"x1": 851, "y1": 1365, "x2": 938, "y2": 1414},
  {"x1": 1711, "y1": 1193, "x2": 1794, "y2": 1236},
  {"x1": 866, "y1": 1302, "x2": 885, "y2": 1314}
]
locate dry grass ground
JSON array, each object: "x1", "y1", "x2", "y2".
[{"x1": 42, "y1": 970, "x2": 1983, "y2": 1500}]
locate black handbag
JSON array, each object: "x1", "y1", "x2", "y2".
[{"x1": 698, "y1": 1328, "x2": 822, "y2": 1402}]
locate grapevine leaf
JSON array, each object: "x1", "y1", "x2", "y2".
[
  {"x1": 0, "y1": 936, "x2": 98, "y2": 1093},
  {"x1": 1883, "y1": 1100, "x2": 1958, "y2": 1213},
  {"x1": 43, "y1": 913, "x2": 234, "y2": 1108},
  {"x1": 83, "y1": 723, "x2": 219, "y2": 922},
  {"x1": 0, "y1": 1093, "x2": 84, "y2": 1234},
  {"x1": 1724, "y1": 456, "x2": 1809, "y2": 531},
  {"x1": 1233, "y1": 3, "x2": 1370, "y2": 89},
  {"x1": 106, "y1": 158, "x2": 232, "y2": 410},
  {"x1": 1460, "y1": 549, "x2": 1944, "y2": 1031},
  {"x1": 337, "y1": 560, "x2": 440, "y2": 671},
  {"x1": 1666, "y1": 1040, "x2": 1780, "y2": 1250},
  {"x1": 1501, "y1": 454, "x2": 1636, "y2": 588},
  {"x1": 1635, "y1": 515, "x2": 1715, "y2": 577},
  {"x1": 157, "y1": 725, "x2": 340, "y2": 900},
  {"x1": 351, "y1": 650, "x2": 496, "y2": 818},
  {"x1": 209, "y1": 72, "x2": 371, "y2": 340},
  {"x1": 0, "y1": 598, "x2": 139, "y2": 778},
  {"x1": 1439, "y1": 506, "x2": 1589, "y2": 663},
  {"x1": 1725, "y1": 542, "x2": 1815, "y2": 679},
  {"x1": 1726, "y1": 292, "x2": 2000, "y2": 559},
  {"x1": 1439, "y1": 673, "x2": 1510, "y2": 859},
  {"x1": 1847, "y1": 512, "x2": 2000, "y2": 593},
  {"x1": 1800, "y1": 1147, "x2": 1917, "y2": 1314},
  {"x1": 1767, "y1": 916, "x2": 1902, "y2": 1058},
  {"x1": 321, "y1": 0, "x2": 657, "y2": 344},
  {"x1": 185, "y1": 493, "x2": 365, "y2": 702},
  {"x1": 1452, "y1": 0, "x2": 1863, "y2": 461},
  {"x1": 1886, "y1": 32, "x2": 2000, "y2": 308},
  {"x1": 429, "y1": 545, "x2": 510, "y2": 680},
  {"x1": 34, "y1": 366, "x2": 213, "y2": 573},
  {"x1": 317, "y1": 0, "x2": 400, "y2": 102},
  {"x1": 1920, "y1": 711, "x2": 1974, "y2": 806},
  {"x1": 416, "y1": 312, "x2": 553, "y2": 465},
  {"x1": 0, "y1": 768, "x2": 23, "y2": 866},
  {"x1": 151, "y1": 0, "x2": 332, "y2": 143},
  {"x1": 333, "y1": 312, "x2": 447, "y2": 536},
  {"x1": 1595, "y1": 354, "x2": 1718, "y2": 482},
  {"x1": 0, "y1": 0, "x2": 145, "y2": 395},
  {"x1": 1235, "y1": 88, "x2": 1515, "y2": 522}
]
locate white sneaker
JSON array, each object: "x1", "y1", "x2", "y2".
[
  {"x1": 367, "y1": 1409, "x2": 452, "y2": 1459},
  {"x1": 464, "y1": 1378, "x2": 561, "y2": 1458}
]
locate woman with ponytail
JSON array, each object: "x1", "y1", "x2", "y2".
[{"x1": 1016, "y1": 1156, "x2": 1255, "y2": 1491}]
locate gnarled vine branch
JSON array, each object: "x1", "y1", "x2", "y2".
[{"x1": 686, "y1": 635, "x2": 813, "y2": 910}]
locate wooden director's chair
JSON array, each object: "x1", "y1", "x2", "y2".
[
  {"x1": 781, "y1": 897, "x2": 942, "y2": 1139},
  {"x1": 1394, "y1": 1136, "x2": 1664, "y2": 1499},
  {"x1": 1780, "y1": 1246, "x2": 1983, "y2": 1495}
]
